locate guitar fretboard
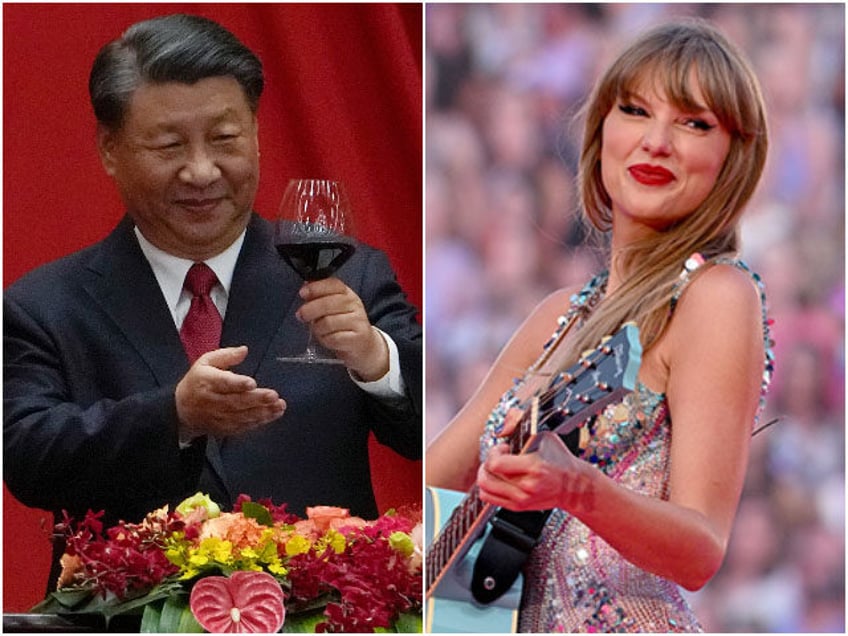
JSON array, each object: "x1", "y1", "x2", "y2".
[{"x1": 425, "y1": 484, "x2": 489, "y2": 590}]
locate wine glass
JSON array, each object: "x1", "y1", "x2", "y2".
[{"x1": 274, "y1": 179, "x2": 356, "y2": 364}]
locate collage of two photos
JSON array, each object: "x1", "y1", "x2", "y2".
[{"x1": 3, "y1": 3, "x2": 844, "y2": 633}]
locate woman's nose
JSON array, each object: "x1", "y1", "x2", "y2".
[{"x1": 641, "y1": 121, "x2": 672, "y2": 156}]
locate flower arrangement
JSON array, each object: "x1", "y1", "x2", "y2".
[{"x1": 32, "y1": 493, "x2": 423, "y2": 633}]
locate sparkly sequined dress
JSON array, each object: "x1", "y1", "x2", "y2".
[{"x1": 479, "y1": 257, "x2": 773, "y2": 633}]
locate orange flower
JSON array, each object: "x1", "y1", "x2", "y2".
[
  {"x1": 305, "y1": 506, "x2": 348, "y2": 533},
  {"x1": 200, "y1": 513, "x2": 265, "y2": 551},
  {"x1": 329, "y1": 516, "x2": 367, "y2": 532},
  {"x1": 305, "y1": 506, "x2": 366, "y2": 533},
  {"x1": 57, "y1": 553, "x2": 84, "y2": 589},
  {"x1": 292, "y1": 518, "x2": 318, "y2": 536}
]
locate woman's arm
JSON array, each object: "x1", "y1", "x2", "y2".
[
  {"x1": 478, "y1": 265, "x2": 765, "y2": 590},
  {"x1": 426, "y1": 288, "x2": 576, "y2": 492}
]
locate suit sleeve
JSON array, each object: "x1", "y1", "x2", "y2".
[
  {"x1": 349, "y1": 246, "x2": 422, "y2": 460},
  {"x1": 3, "y1": 291, "x2": 205, "y2": 516}
]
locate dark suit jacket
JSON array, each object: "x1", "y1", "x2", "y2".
[{"x1": 4, "y1": 213, "x2": 421, "y2": 588}]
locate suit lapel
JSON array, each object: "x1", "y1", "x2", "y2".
[{"x1": 82, "y1": 216, "x2": 189, "y2": 385}]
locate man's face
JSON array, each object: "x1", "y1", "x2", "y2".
[{"x1": 98, "y1": 76, "x2": 259, "y2": 260}]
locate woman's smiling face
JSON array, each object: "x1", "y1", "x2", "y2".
[{"x1": 600, "y1": 71, "x2": 731, "y2": 239}]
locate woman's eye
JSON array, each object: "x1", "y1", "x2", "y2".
[
  {"x1": 685, "y1": 118, "x2": 716, "y2": 132},
  {"x1": 618, "y1": 103, "x2": 647, "y2": 117}
]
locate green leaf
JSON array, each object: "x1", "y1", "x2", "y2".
[
  {"x1": 31, "y1": 589, "x2": 94, "y2": 613},
  {"x1": 140, "y1": 601, "x2": 164, "y2": 633},
  {"x1": 164, "y1": 596, "x2": 203, "y2": 633},
  {"x1": 241, "y1": 501, "x2": 274, "y2": 526},
  {"x1": 103, "y1": 587, "x2": 175, "y2": 618},
  {"x1": 282, "y1": 609, "x2": 327, "y2": 633},
  {"x1": 393, "y1": 612, "x2": 423, "y2": 633},
  {"x1": 142, "y1": 596, "x2": 203, "y2": 633}
]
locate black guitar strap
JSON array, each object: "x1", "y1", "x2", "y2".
[
  {"x1": 470, "y1": 427, "x2": 581, "y2": 605},
  {"x1": 470, "y1": 507, "x2": 552, "y2": 604}
]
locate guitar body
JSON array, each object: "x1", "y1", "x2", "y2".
[{"x1": 425, "y1": 486, "x2": 520, "y2": 633}]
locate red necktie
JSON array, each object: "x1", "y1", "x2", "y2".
[{"x1": 180, "y1": 263, "x2": 222, "y2": 363}]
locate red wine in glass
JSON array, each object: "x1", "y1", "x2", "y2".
[
  {"x1": 275, "y1": 240, "x2": 355, "y2": 281},
  {"x1": 274, "y1": 179, "x2": 354, "y2": 364}
]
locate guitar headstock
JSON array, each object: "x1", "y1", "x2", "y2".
[{"x1": 520, "y1": 323, "x2": 642, "y2": 446}]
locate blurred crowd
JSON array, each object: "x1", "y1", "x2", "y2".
[{"x1": 424, "y1": 3, "x2": 844, "y2": 632}]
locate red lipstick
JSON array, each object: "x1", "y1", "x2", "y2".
[{"x1": 628, "y1": 164, "x2": 675, "y2": 186}]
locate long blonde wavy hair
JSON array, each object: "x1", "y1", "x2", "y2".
[{"x1": 565, "y1": 19, "x2": 768, "y2": 364}]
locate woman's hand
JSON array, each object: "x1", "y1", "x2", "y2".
[{"x1": 477, "y1": 411, "x2": 595, "y2": 514}]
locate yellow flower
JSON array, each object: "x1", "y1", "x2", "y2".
[
  {"x1": 184, "y1": 536, "x2": 235, "y2": 571},
  {"x1": 209, "y1": 538, "x2": 235, "y2": 565},
  {"x1": 315, "y1": 529, "x2": 347, "y2": 555},
  {"x1": 268, "y1": 561, "x2": 287, "y2": 576},
  {"x1": 389, "y1": 531, "x2": 414, "y2": 558},
  {"x1": 285, "y1": 534, "x2": 311, "y2": 556},
  {"x1": 188, "y1": 554, "x2": 209, "y2": 568}
]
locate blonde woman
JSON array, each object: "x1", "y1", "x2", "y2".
[{"x1": 426, "y1": 19, "x2": 773, "y2": 632}]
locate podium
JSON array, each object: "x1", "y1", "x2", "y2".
[{"x1": 3, "y1": 613, "x2": 141, "y2": 633}]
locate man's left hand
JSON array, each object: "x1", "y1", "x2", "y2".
[{"x1": 296, "y1": 278, "x2": 389, "y2": 381}]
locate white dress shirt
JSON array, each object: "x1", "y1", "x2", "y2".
[{"x1": 133, "y1": 226, "x2": 405, "y2": 399}]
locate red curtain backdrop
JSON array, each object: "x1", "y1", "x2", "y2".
[{"x1": 3, "y1": 3, "x2": 422, "y2": 612}]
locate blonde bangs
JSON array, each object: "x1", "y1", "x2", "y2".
[{"x1": 612, "y1": 38, "x2": 750, "y2": 140}]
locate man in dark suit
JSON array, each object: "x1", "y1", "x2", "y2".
[{"x1": 3, "y1": 14, "x2": 421, "y2": 591}]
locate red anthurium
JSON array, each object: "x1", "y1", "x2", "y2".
[{"x1": 190, "y1": 571, "x2": 285, "y2": 633}]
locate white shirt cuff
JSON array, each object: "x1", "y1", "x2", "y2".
[{"x1": 349, "y1": 327, "x2": 406, "y2": 400}]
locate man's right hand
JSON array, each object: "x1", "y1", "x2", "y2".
[{"x1": 176, "y1": 345, "x2": 286, "y2": 440}]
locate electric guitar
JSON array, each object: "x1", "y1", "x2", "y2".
[{"x1": 425, "y1": 323, "x2": 642, "y2": 633}]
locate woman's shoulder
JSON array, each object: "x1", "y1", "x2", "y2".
[
  {"x1": 669, "y1": 259, "x2": 766, "y2": 346},
  {"x1": 682, "y1": 259, "x2": 762, "y2": 305},
  {"x1": 664, "y1": 257, "x2": 774, "y2": 424}
]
